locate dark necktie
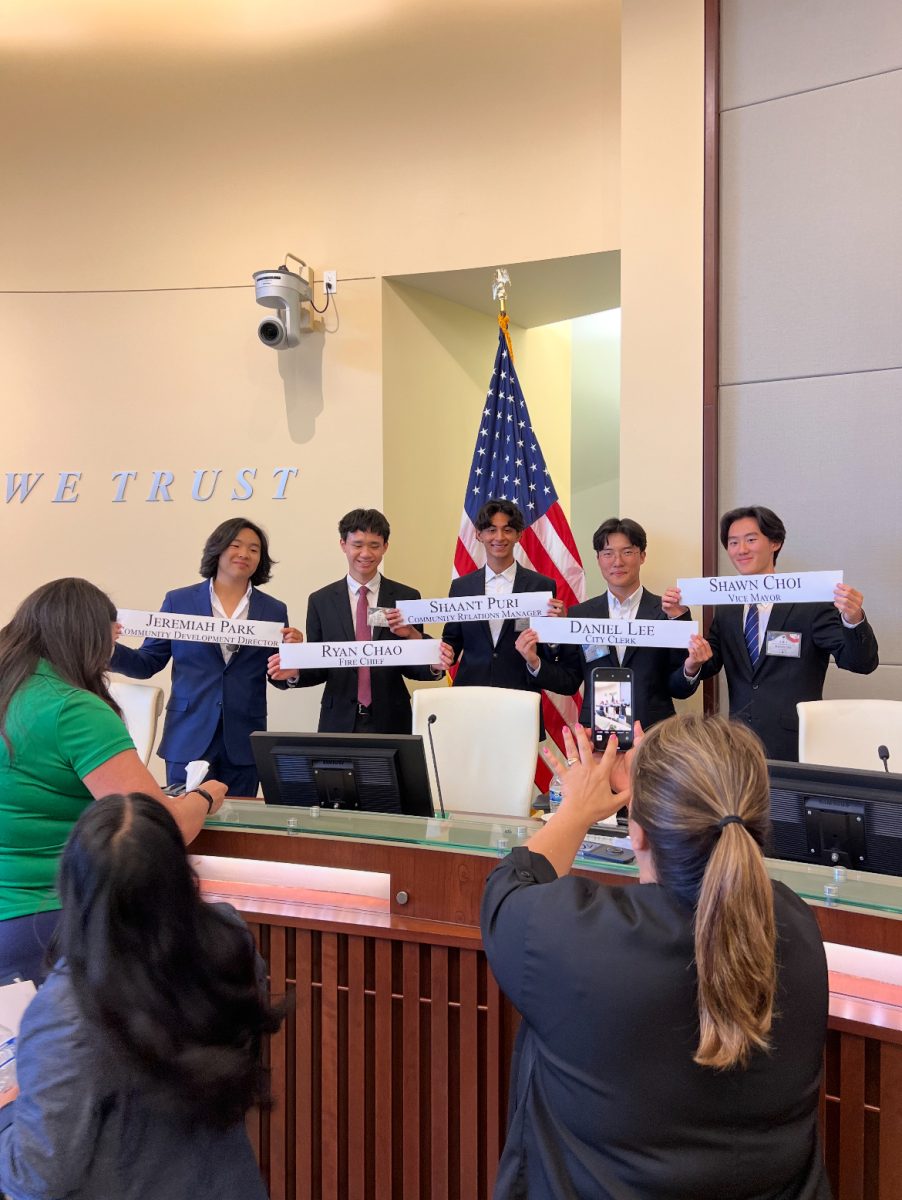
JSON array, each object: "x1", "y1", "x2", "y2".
[
  {"x1": 744, "y1": 604, "x2": 760, "y2": 668},
  {"x1": 356, "y1": 585, "x2": 372, "y2": 707}
]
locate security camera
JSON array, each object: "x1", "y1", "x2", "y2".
[{"x1": 253, "y1": 266, "x2": 313, "y2": 349}]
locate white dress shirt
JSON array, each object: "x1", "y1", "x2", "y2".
[
  {"x1": 606, "y1": 586, "x2": 643, "y2": 664},
  {"x1": 209, "y1": 580, "x2": 252, "y2": 665},
  {"x1": 485, "y1": 562, "x2": 518, "y2": 645}
]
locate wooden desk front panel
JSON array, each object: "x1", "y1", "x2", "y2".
[{"x1": 244, "y1": 917, "x2": 518, "y2": 1200}]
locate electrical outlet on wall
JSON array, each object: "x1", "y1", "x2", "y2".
[{"x1": 323, "y1": 270, "x2": 337, "y2": 294}]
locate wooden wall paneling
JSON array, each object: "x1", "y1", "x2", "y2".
[
  {"x1": 374, "y1": 938, "x2": 394, "y2": 1197},
  {"x1": 878, "y1": 1042, "x2": 902, "y2": 1197},
  {"x1": 268, "y1": 925, "x2": 289, "y2": 1200},
  {"x1": 346, "y1": 935, "x2": 368, "y2": 1200},
  {"x1": 430, "y1": 945, "x2": 450, "y2": 1200},
  {"x1": 484, "y1": 968, "x2": 503, "y2": 1199},
  {"x1": 295, "y1": 928, "x2": 314, "y2": 1199},
  {"x1": 839, "y1": 1034, "x2": 866, "y2": 1200},
  {"x1": 320, "y1": 932, "x2": 340, "y2": 1198},
  {"x1": 459, "y1": 950, "x2": 480, "y2": 1198},
  {"x1": 401, "y1": 941, "x2": 422, "y2": 1198}
]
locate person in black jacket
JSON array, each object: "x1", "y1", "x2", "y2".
[
  {"x1": 672, "y1": 505, "x2": 878, "y2": 760},
  {"x1": 269, "y1": 508, "x2": 452, "y2": 733},
  {"x1": 519, "y1": 517, "x2": 708, "y2": 729},
  {"x1": 441, "y1": 500, "x2": 563, "y2": 703},
  {"x1": 482, "y1": 716, "x2": 831, "y2": 1200}
]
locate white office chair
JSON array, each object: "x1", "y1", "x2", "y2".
[
  {"x1": 797, "y1": 700, "x2": 902, "y2": 772},
  {"x1": 411, "y1": 685, "x2": 540, "y2": 818},
  {"x1": 109, "y1": 681, "x2": 165, "y2": 766}
]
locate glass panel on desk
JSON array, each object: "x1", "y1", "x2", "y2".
[{"x1": 206, "y1": 800, "x2": 544, "y2": 856}]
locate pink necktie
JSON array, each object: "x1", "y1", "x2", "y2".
[{"x1": 356, "y1": 585, "x2": 372, "y2": 707}]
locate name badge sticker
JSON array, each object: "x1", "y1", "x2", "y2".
[
  {"x1": 765, "y1": 631, "x2": 802, "y2": 658},
  {"x1": 513, "y1": 617, "x2": 530, "y2": 633},
  {"x1": 367, "y1": 606, "x2": 391, "y2": 628},
  {"x1": 583, "y1": 644, "x2": 610, "y2": 663}
]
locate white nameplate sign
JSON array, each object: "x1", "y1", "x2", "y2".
[
  {"x1": 676, "y1": 570, "x2": 843, "y2": 606},
  {"x1": 396, "y1": 592, "x2": 554, "y2": 625},
  {"x1": 531, "y1": 616, "x2": 698, "y2": 649},
  {"x1": 279, "y1": 639, "x2": 443, "y2": 670},
  {"x1": 117, "y1": 609, "x2": 284, "y2": 648}
]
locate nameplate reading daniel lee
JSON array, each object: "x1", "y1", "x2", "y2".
[{"x1": 530, "y1": 616, "x2": 698, "y2": 649}]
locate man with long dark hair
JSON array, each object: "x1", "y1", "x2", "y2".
[{"x1": 111, "y1": 518, "x2": 299, "y2": 794}]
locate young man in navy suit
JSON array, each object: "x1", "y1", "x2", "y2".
[
  {"x1": 111, "y1": 518, "x2": 299, "y2": 795},
  {"x1": 441, "y1": 500, "x2": 564, "y2": 705},
  {"x1": 672, "y1": 505, "x2": 879, "y2": 761},
  {"x1": 270, "y1": 509, "x2": 453, "y2": 734},
  {"x1": 518, "y1": 517, "x2": 706, "y2": 730}
]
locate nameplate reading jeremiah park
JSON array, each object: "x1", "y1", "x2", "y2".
[
  {"x1": 279, "y1": 640, "x2": 443, "y2": 671},
  {"x1": 395, "y1": 592, "x2": 554, "y2": 625},
  {"x1": 676, "y1": 570, "x2": 843, "y2": 607},
  {"x1": 117, "y1": 609, "x2": 285, "y2": 648},
  {"x1": 530, "y1": 616, "x2": 698, "y2": 649}
]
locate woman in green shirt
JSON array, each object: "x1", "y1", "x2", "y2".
[{"x1": 0, "y1": 577, "x2": 227, "y2": 982}]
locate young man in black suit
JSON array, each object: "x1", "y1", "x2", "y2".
[
  {"x1": 270, "y1": 509, "x2": 452, "y2": 733},
  {"x1": 518, "y1": 517, "x2": 703, "y2": 729},
  {"x1": 673, "y1": 505, "x2": 879, "y2": 761},
  {"x1": 442, "y1": 500, "x2": 563, "y2": 698}
]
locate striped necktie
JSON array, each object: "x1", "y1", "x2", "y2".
[{"x1": 744, "y1": 604, "x2": 760, "y2": 668}]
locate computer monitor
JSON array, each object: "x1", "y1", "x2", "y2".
[
  {"x1": 251, "y1": 731, "x2": 435, "y2": 818},
  {"x1": 767, "y1": 759, "x2": 902, "y2": 876}
]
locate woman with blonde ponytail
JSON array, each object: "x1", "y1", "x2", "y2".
[{"x1": 482, "y1": 715, "x2": 830, "y2": 1200}]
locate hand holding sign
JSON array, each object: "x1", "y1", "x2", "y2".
[
  {"x1": 515, "y1": 627, "x2": 542, "y2": 669},
  {"x1": 683, "y1": 634, "x2": 713, "y2": 676},
  {"x1": 661, "y1": 587, "x2": 689, "y2": 619},
  {"x1": 267, "y1": 626, "x2": 305, "y2": 681},
  {"x1": 834, "y1": 583, "x2": 865, "y2": 626}
]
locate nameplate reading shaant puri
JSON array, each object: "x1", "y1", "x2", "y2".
[
  {"x1": 676, "y1": 570, "x2": 843, "y2": 607},
  {"x1": 117, "y1": 609, "x2": 285, "y2": 648},
  {"x1": 279, "y1": 640, "x2": 443, "y2": 671},
  {"x1": 530, "y1": 616, "x2": 698, "y2": 649},
  {"x1": 395, "y1": 592, "x2": 554, "y2": 625}
]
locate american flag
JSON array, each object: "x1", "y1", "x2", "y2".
[{"x1": 453, "y1": 316, "x2": 586, "y2": 786}]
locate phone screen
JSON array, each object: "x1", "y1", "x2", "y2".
[{"x1": 592, "y1": 673, "x2": 634, "y2": 750}]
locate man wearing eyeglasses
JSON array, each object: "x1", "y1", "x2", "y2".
[{"x1": 519, "y1": 517, "x2": 703, "y2": 729}]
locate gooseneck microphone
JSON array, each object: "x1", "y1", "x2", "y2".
[
  {"x1": 878, "y1": 745, "x2": 891, "y2": 773},
  {"x1": 426, "y1": 714, "x2": 447, "y2": 819}
]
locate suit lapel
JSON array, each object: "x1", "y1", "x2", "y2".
[
  {"x1": 375, "y1": 577, "x2": 396, "y2": 641},
  {"x1": 335, "y1": 580, "x2": 357, "y2": 641}
]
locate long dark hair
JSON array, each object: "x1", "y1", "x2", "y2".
[
  {"x1": 0, "y1": 577, "x2": 120, "y2": 756},
  {"x1": 57, "y1": 794, "x2": 285, "y2": 1128},
  {"x1": 199, "y1": 518, "x2": 274, "y2": 585},
  {"x1": 630, "y1": 716, "x2": 776, "y2": 1070}
]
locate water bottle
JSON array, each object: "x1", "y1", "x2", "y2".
[
  {"x1": 548, "y1": 772, "x2": 564, "y2": 817},
  {"x1": 0, "y1": 1023, "x2": 16, "y2": 1091}
]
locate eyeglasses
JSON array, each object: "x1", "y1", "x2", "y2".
[{"x1": 599, "y1": 548, "x2": 640, "y2": 562}]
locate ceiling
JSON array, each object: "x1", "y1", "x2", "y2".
[{"x1": 387, "y1": 251, "x2": 621, "y2": 329}]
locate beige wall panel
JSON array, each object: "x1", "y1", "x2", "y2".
[
  {"x1": 720, "y1": 69, "x2": 902, "y2": 385},
  {"x1": 823, "y1": 663, "x2": 902, "y2": 704},
  {"x1": 721, "y1": 0, "x2": 902, "y2": 110},
  {"x1": 719, "y1": 370, "x2": 902, "y2": 666},
  {"x1": 620, "y1": 0, "x2": 705, "y2": 595},
  {"x1": 0, "y1": 1, "x2": 620, "y2": 292}
]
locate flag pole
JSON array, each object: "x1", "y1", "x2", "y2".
[{"x1": 492, "y1": 267, "x2": 514, "y2": 359}]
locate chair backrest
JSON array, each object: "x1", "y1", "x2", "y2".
[
  {"x1": 411, "y1": 685, "x2": 540, "y2": 818},
  {"x1": 109, "y1": 681, "x2": 165, "y2": 766},
  {"x1": 797, "y1": 699, "x2": 902, "y2": 771}
]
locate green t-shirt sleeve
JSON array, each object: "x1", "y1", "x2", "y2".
[{"x1": 56, "y1": 690, "x2": 136, "y2": 780}]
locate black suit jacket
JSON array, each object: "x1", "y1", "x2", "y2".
[
  {"x1": 482, "y1": 847, "x2": 831, "y2": 1200},
  {"x1": 442, "y1": 564, "x2": 556, "y2": 692},
  {"x1": 698, "y1": 602, "x2": 879, "y2": 761},
  {"x1": 533, "y1": 588, "x2": 698, "y2": 729},
  {"x1": 294, "y1": 576, "x2": 433, "y2": 735}
]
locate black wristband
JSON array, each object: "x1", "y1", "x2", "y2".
[{"x1": 194, "y1": 787, "x2": 215, "y2": 814}]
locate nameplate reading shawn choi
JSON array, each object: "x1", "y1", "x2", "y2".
[
  {"x1": 279, "y1": 640, "x2": 443, "y2": 671},
  {"x1": 117, "y1": 609, "x2": 285, "y2": 648},
  {"x1": 676, "y1": 570, "x2": 843, "y2": 607},
  {"x1": 396, "y1": 592, "x2": 554, "y2": 626},
  {"x1": 530, "y1": 616, "x2": 698, "y2": 649}
]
